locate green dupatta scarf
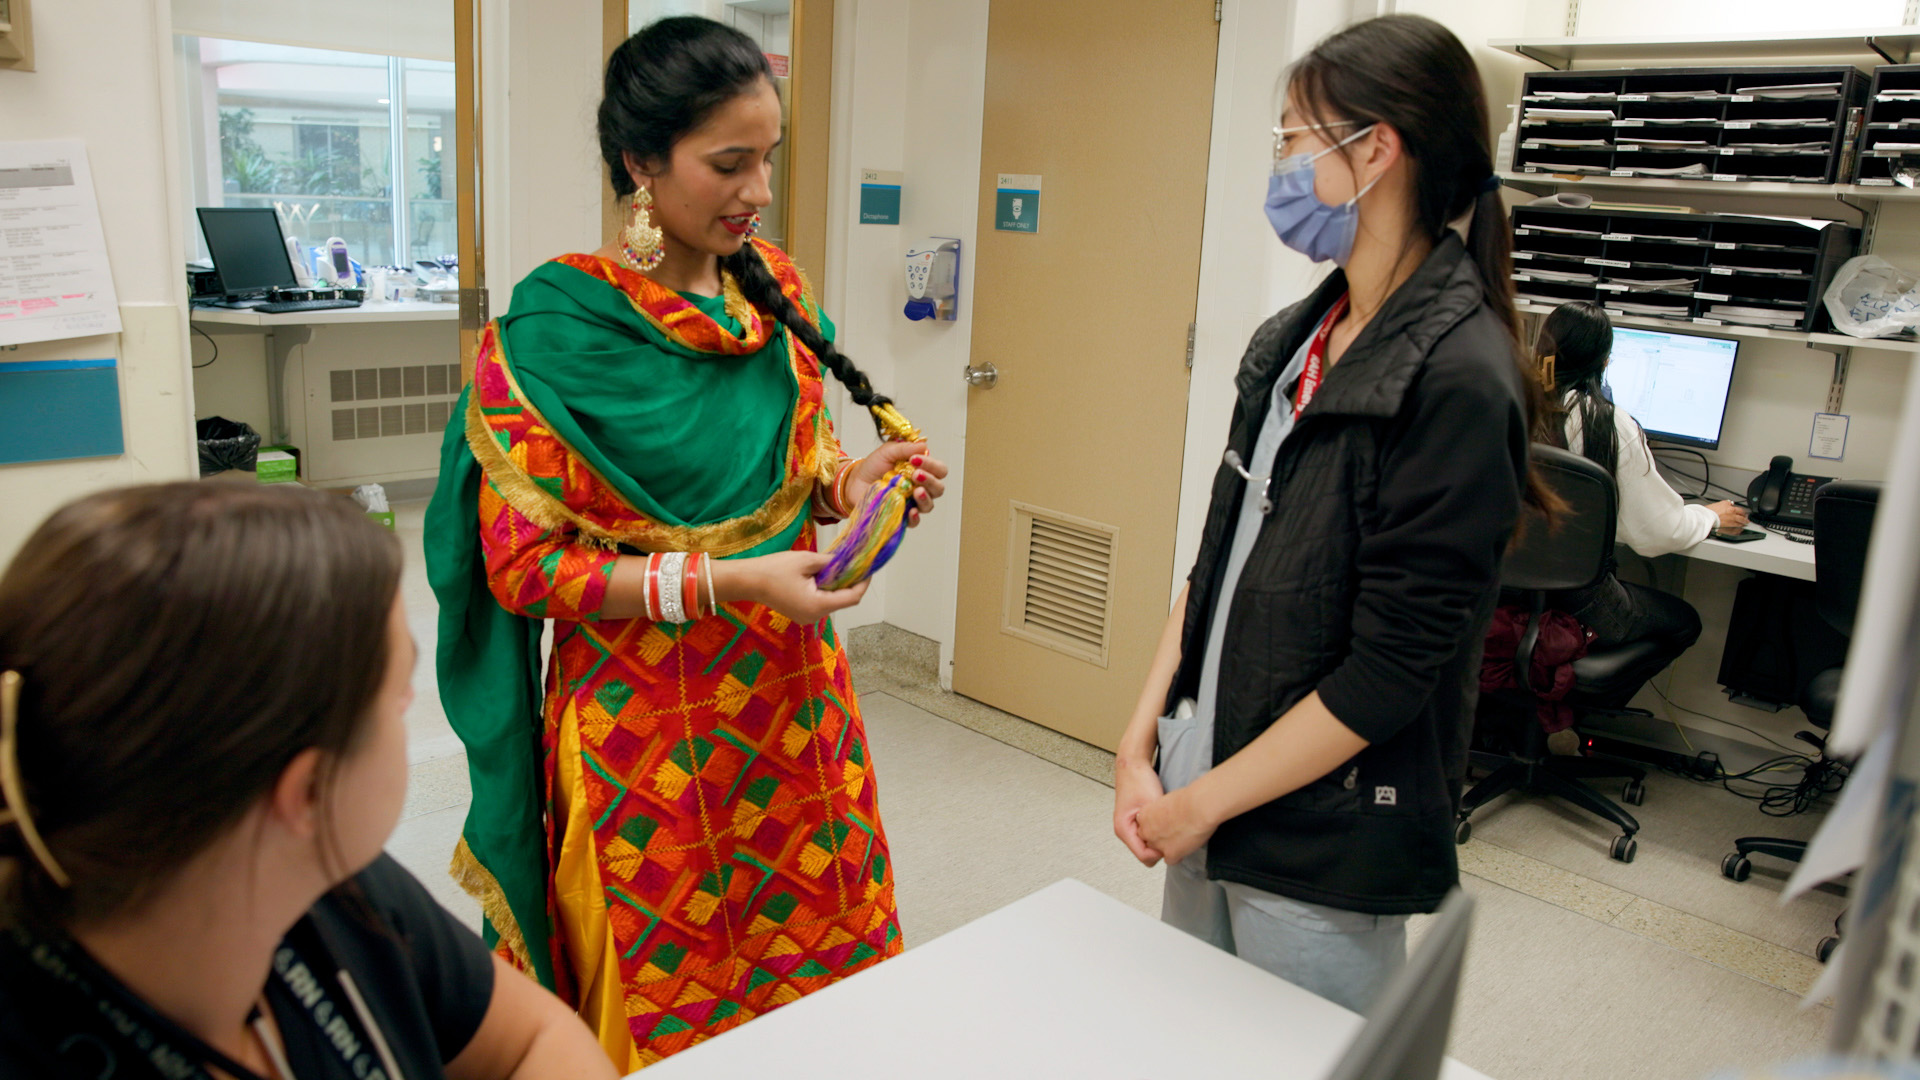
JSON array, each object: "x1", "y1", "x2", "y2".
[{"x1": 424, "y1": 255, "x2": 832, "y2": 988}]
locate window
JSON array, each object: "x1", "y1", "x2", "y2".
[{"x1": 179, "y1": 37, "x2": 456, "y2": 270}]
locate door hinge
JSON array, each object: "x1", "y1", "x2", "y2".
[
  {"x1": 1185, "y1": 322, "x2": 1197, "y2": 370},
  {"x1": 1214, "y1": 0, "x2": 1223, "y2": 22}
]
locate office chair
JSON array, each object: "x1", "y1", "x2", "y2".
[
  {"x1": 1721, "y1": 480, "x2": 1878, "y2": 961},
  {"x1": 1458, "y1": 444, "x2": 1653, "y2": 863}
]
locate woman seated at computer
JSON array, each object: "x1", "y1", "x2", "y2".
[{"x1": 1535, "y1": 301, "x2": 1747, "y2": 703}]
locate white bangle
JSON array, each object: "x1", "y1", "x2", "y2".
[{"x1": 659, "y1": 552, "x2": 687, "y2": 623}]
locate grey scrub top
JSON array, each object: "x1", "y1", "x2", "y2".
[{"x1": 1158, "y1": 327, "x2": 1314, "y2": 793}]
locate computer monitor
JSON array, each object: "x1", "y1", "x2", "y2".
[
  {"x1": 196, "y1": 207, "x2": 298, "y2": 298},
  {"x1": 1602, "y1": 326, "x2": 1740, "y2": 451},
  {"x1": 1323, "y1": 889, "x2": 1474, "y2": 1080}
]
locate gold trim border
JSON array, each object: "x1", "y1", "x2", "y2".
[
  {"x1": 467, "y1": 326, "x2": 828, "y2": 557},
  {"x1": 451, "y1": 835, "x2": 533, "y2": 972}
]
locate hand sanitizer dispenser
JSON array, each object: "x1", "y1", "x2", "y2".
[{"x1": 904, "y1": 237, "x2": 960, "y2": 322}]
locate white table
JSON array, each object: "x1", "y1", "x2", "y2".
[
  {"x1": 189, "y1": 300, "x2": 460, "y2": 444},
  {"x1": 635, "y1": 879, "x2": 1492, "y2": 1080},
  {"x1": 1676, "y1": 527, "x2": 1817, "y2": 582}
]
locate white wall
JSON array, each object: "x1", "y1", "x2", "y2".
[
  {"x1": 1172, "y1": 0, "x2": 1342, "y2": 593},
  {"x1": 818, "y1": 0, "x2": 988, "y2": 683},
  {"x1": 488, "y1": 1, "x2": 606, "y2": 294},
  {"x1": 0, "y1": 0, "x2": 195, "y2": 563},
  {"x1": 171, "y1": 0, "x2": 455, "y2": 61}
]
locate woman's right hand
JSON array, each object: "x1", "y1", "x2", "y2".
[
  {"x1": 1709, "y1": 500, "x2": 1749, "y2": 532},
  {"x1": 719, "y1": 550, "x2": 870, "y2": 625},
  {"x1": 1114, "y1": 757, "x2": 1166, "y2": 868}
]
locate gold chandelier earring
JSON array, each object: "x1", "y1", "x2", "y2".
[{"x1": 620, "y1": 187, "x2": 665, "y2": 273}]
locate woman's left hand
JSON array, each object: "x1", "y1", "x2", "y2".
[
  {"x1": 847, "y1": 442, "x2": 948, "y2": 528},
  {"x1": 1136, "y1": 787, "x2": 1218, "y2": 867}
]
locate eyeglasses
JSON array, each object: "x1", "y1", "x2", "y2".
[{"x1": 1272, "y1": 120, "x2": 1362, "y2": 165}]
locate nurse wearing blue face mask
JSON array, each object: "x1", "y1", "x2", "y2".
[{"x1": 1111, "y1": 14, "x2": 1559, "y2": 1012}]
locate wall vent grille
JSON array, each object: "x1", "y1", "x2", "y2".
[
  {"x1": 1003, "y1": 503, "x2": 1117, "y2": 667},
  {"x1": 327, "y1": 363, "x2": 459, "y2": 441}
]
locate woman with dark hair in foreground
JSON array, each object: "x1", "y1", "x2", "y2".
[{"x1": 0, "y1": 482, "x2": 614, "y2": 1079}]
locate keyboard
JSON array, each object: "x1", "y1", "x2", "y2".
[{"x1": 254, "y1": 299, "x2": 363, "y2": 314}]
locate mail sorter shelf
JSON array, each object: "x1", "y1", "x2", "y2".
[
  {"x1": 1515, "y1": 65, "x2": 1866, "y2": 185},
  {"x1": 1508, "y1": 205, "x2": 1858, "y2": 332},
  {"x1": 1857, "y1": 64, "x2": 1920, "y2": 187}
]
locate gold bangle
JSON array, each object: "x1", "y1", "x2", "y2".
[{"x1": 835, "y1": 457, "x2": 860, "y2": 517}]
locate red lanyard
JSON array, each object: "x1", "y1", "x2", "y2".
[{"x1": 1295, "y1": 293, "x2": 1349, "y2": 420}]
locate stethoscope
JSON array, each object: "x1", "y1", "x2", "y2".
[{"x1": 1223, "y1": 449, "x2": 1274, "y2": 515}]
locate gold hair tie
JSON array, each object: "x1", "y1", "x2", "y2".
[
  {"x1": 1539, "y1": 353, "x2": 1557, "y2": 392},
  {"x1": 0, "y1": 671, "x2": 71, "y2": 888}
]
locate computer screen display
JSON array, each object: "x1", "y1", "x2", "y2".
[
  {"x1": 1602, "y1": 326, "x2": 1739, "y2": 451},
  {"x1": 196, "y1": 208, "x2": 297, "y2": 295}
]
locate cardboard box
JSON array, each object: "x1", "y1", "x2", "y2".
[{"x1": 256, "y1": 450, "x2": 298, "y2": 485}]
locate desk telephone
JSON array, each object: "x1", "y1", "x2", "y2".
[{"x1": 1747, "y1": 455, "x2": 1834, "y2": 530}]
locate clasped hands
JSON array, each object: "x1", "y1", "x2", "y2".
[{"x1": 1113, "y1": 758, "x2": 1217, "y2": 868}]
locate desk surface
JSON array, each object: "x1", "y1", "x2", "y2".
[
  {"x1": 1674, "y1": 526, "x2": 1817, "y2": 582},
  {"x1": 635, "y1": 879, "x2": 1492, "y2": 1080},
  {"x1": 188, "y1": 298, "x2": 458, "y2": 326}
]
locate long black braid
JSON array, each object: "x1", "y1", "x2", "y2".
[
  {"x1": 600, "y1": 15, "x2": 895, "y2": 437},
  {"x1": 723, "y1": 244, "x2": 894, "y2": 434}
]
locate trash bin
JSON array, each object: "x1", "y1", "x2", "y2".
[{"x1": 196, "y1": 417, "x2": 260, "y2": 478}]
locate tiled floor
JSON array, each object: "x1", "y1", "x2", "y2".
[{"x1": 385, "y1": 501, "x2": 1842, "y2": 1078}]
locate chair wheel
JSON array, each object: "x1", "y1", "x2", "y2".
[
  {"x1": 1722, "y1": 853, "x2": 1752, "y2": 882},
  {"x1": 1622, "y1": 779, "x2": 1646, "y2": 806},
  {"x1": 1454, "y1": 818, "x2": 1472, "y2": 845},
  {"x1": 1610, "y1": 835, "x2": 1637, "y2": 863},
  {"x1": 1817, "y1": 936, "x2": 1839, "y2": 964}
]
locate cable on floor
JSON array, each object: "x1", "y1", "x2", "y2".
[{"x1": 1647, "y1": 681, "x2": 1802, "y2": 753}]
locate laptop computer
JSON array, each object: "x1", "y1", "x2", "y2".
[{"x1": 1323, "y1": 888, "x2": 1475, "y2": 1080}]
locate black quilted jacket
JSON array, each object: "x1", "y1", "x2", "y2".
[{"x1": 1167, "y1": 235, "x2": 1529, "y2": 915}]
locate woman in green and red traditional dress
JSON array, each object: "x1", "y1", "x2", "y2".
[{"x1": 425, "y1": 16, "x2": 947, "y2": 1070}]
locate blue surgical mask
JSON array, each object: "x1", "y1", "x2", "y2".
[{"x1": 1264, "y1": 123, "x2": 1379, "y2": 266}]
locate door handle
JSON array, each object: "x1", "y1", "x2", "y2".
[{"x1": 963, "y1": 362, "x2": 999, "y2": 388}]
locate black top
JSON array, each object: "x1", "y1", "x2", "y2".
[
  {"x1": 0, "y1": 855, "x2": 495, "y2": 1079},
  {"x1": 1170, "y1": 234, "x2": 1529, "y2": 915}
]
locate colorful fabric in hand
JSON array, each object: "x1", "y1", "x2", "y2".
[
  {"x1": 426, "y1": 240, "x2": 900, "y2": 1068},
  {"x1": 1480, "y1": 605, "x2": 1595, "y2": 734}
]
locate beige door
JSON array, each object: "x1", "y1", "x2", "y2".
[{"x1": 951, "y1": 0, "x2": 1219, "y2": 751}]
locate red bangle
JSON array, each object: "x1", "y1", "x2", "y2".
[
  {"x1": 683, "y1": 554, "x2": 703, "y2": 619},
  {"x1": 644, "y1": 553, "x2": 664, "y2": 622}
]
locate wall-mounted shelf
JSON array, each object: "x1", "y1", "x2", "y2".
[
  {"x1": 1492, "y1": 28, "x2": 1920, "y2": 70},
  {"x1": 1499, "y1": 171, "x2": 1920, "y2": 201},
  {"x1": 1516, "y1": 301, "x2": 1920, "y2": 354}
]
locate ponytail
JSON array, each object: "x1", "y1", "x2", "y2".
[
  {"x1": 723, "y1": 243, "x2": 896, "y2": 439},
  {"x1": 1465, "y1": 180, "x2": 1563, "y2": 520}
]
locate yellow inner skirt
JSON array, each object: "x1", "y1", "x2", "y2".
[{"x1": 555, "y1": 698, "x2": 645, "y2": 1073}]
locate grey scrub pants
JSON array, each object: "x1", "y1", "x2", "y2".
[
  {"x1": 1157, "y1": 703, "x2": 1408, "y2": 1015},
  {"x1": 1160, "y1": 848, "x2": 1408, "y2": 1014}
]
